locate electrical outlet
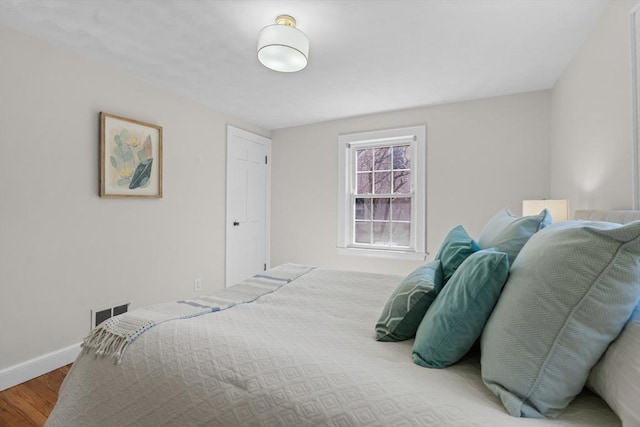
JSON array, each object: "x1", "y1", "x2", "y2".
[{"x1": 194, "y1": 278, "x2": 202, "y2": 292}]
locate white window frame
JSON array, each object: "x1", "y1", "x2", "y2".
[{"x1": 337, "y1": 125, "x2": 426, "y2": 260}]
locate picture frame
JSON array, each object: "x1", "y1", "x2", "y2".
[{"x1": 100, "y1": 112, "x2": 163, "y2": 198}]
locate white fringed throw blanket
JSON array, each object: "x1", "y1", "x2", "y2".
[{"x1": 82, "y1": 264, "x2": 315, "y2": 363}]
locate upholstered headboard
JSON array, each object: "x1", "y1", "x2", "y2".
[{"x1": 573, "y1": 210, "x2": 640, "y2": 224}]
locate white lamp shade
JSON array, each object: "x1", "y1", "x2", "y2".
[
  {"x1": 257, "y1": 24, "x2": 309, "y2": 72},
  {"x1": 522, "y1": 199, "x2": 568, "y2": 223}
]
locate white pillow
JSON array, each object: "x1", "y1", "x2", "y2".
[{"x1": 587, "y1": 305, "x2": 640, "y2": 427}]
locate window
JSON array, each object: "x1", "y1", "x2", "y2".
[{"x1": 337, "y1": 126, "x2": 426, "y2": 260}]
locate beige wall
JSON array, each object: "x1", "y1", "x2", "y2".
[
  {"x1": 0, "y1": 27, "x2": 268, "y2": 370},
  {"x1": 2, "y1": 0, "x2": 632, "y2": 375},
  {"x1": 271, "y1": 91, "x2": 551, "y2": 276},
  {"x1": 550, "y1": 0, "x2": 637, "y2": 211}
]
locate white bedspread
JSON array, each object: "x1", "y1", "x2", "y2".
[{"x1": 47, "y1": 269, "x2": 620, "y2": 426}]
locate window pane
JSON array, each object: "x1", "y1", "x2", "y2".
[
  {"x1": 391, "y1": 222, "x2": 410, "y2": 247},
  {"x1": 355, "y1": 198, "x2": 371, "y2": 220},
  {"x1": 355, "y1": 221, "x2": 371, "y2": 243},
  {"x1": 356, "y1": 172, "x2": 372, "y2": 194},
  {"x1": 356, "y1": 149, "x2": 373, "y2": 172},
  {"x1": 393, "y1": 145, "x2": 411, "y2": 170},
  {"x1": 374, "y1": 147, "x2": 391, "y2": 170},
  {"x1": 374, "y1": 171, "x2": 391, "y2": 194},
  {"x1": 339, "y1": 126, "x2": 425, "y2": 255},
  {"x1": 373, "y1": 222, "x2": 391, "y2": 245},
  {"x1": 393, "y1": 170, "x2": 411, "y2": 194},
  {"x1": 392, "y1": 197, "x2": 411, "y2": 221},
  {"x1": 372, "y1": 198, "x2": 391, "y2": 220}
]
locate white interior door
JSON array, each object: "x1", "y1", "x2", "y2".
[{"x1": 226, "y1": 126, "x2": 271, "y2": 287}]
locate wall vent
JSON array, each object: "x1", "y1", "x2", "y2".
[{"x1": 91, "y1": 302, "x2": 130, "y2": 329}]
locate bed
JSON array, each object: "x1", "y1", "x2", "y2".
[{"x1": 46, "y1": 209, "x2": 640, "y2": 427}]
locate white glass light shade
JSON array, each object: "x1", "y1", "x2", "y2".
[
  {"x1": 522, "y1": 199, "x2": 569, "y2": 223},
  {"x1": 257, "y1": 22, "x2": 309, "y2": 72}
]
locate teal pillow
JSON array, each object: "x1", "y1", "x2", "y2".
[
  {"x1": 478, "y1": 208, "x2": 551, "y2": 265},
  {"x1": 481, "y1": 220, "x2": 640, "y2": 419},
  {"x1": 412, "y1": 250, "x2": 509, "y2": 368},
  {"x1": 376, "y1": 260, "x2": 443, "y2": 342},
  {"x1": 435, "y1": 225, "x2": 480, "y2": 283}
]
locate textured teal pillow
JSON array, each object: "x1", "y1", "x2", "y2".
[
  {"x1": 478, "y1": 208, "x2": 551, "y2": 265},
  {"x1": 412, "y1": 250, "x2": 509, "y2": 369},
  {"x1": 375, "y1": 260, "x2": 443, "y2": 342},
  {"x1": 481, "y1": 220, "x2": 640, "y2": 419},
  {"x1": 435, "y1": 225, "x2": 480, "y2": 283}
]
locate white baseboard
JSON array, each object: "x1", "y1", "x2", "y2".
[{"x1": 0, "y1": 343, "x2": 82, "y2": 391}]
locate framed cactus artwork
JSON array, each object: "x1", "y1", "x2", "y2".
[{"x1": 100, "y1": 112, "x2": 163, "y2": 198}]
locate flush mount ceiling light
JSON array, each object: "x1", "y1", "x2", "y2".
[{"x1": 257, "y1": 15, "x2": 309, "y2": 73}]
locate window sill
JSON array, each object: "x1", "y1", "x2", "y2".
[{"x1": 336, "y1": 247, "x2": 427, "y2": 261}]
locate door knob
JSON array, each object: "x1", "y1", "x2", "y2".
[{"x1": 233, "y1": 221, "x2": 240, "y2": 226}]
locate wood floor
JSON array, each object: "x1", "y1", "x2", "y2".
[{"x1": 0, "y1": 365, "x2": 70, "y2": 427}]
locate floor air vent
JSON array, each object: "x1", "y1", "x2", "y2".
[{"x1": 91, "y1": 302, "x2": 130, "y2": 329}]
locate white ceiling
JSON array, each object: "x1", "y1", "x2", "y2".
[{"x1": 0, "y1": 0, "x2": 610, "y2": 130}]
